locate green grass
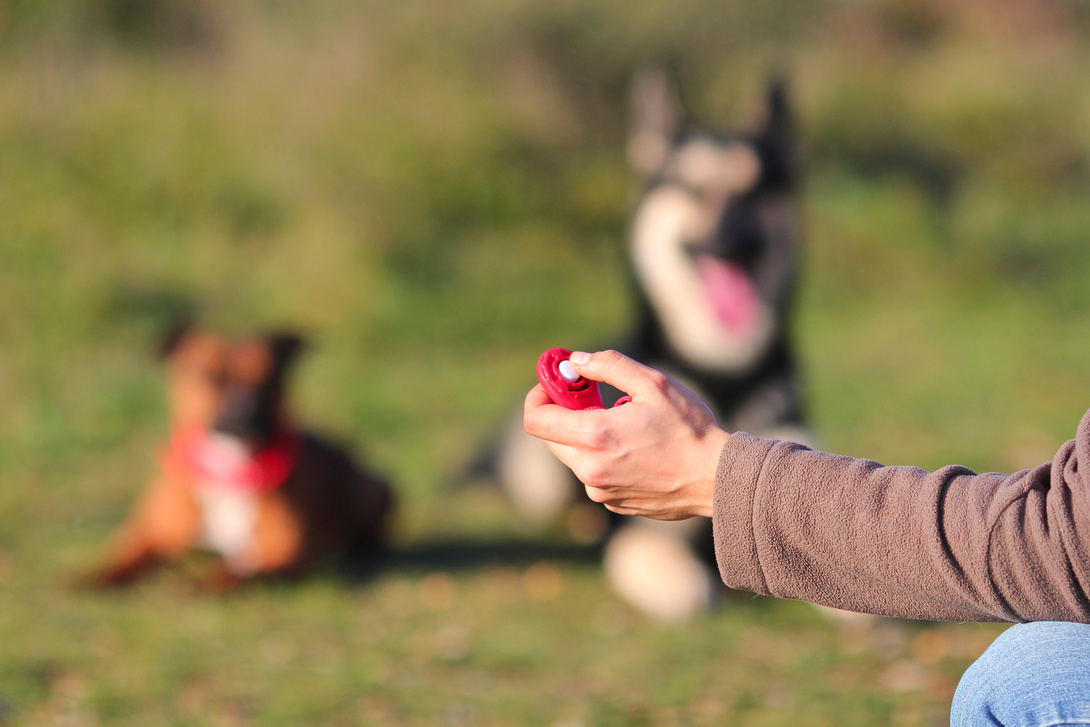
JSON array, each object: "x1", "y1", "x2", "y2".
[{"x1": 3, "y1": 0, "x2": 1090, "y2": 724}]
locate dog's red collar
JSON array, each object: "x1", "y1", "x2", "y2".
[{"x1": 163, "y1": 426, "x2": 303, "y2": 493}]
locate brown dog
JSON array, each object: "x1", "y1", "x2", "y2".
[{"x1": 87, "y1": 324, "x2": 393, "y2": 590}]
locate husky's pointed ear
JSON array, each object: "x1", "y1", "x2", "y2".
[
  {"x1": 758, "y1": 73, "x2": 793, "y2": 153},
  {"x1": 756, "y1": 72, "x2": 796, "y2": 185},
  {"x1": 156, "y1": 317, "x2": 194, "y2": 360},
  {"x1": 268, "y1": 331, "x2": 307, "y2": 373},
  {"x1": 627, "y1": 67, "x2": 682, "y2": 177}
]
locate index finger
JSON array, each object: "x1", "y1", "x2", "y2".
[
  {"x1": 568, "y1": 350, "x2": 673, "y2": 401},
  {"x1": 524, "y1": 383, "x2": 553, "y2": 411},
  {"x1": 523, "y1": 384, "x2": 597, "y2": 447}
]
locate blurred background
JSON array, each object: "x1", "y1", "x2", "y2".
[{"x1": 4, "y1": 0, "x2": 1090, "y2": 724}]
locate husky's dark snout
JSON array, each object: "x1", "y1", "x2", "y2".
[{"x1": 704, "y1": 201, "x2": 764, "y2": 264}]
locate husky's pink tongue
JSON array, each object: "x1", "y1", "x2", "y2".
[{"x1": 696, "y1": 257, "x2": 761, "y2": 332}]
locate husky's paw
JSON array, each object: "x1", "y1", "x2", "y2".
[
  {"x1": 497, "y1": 421, "x2": 578, "y2": 528},
  {"x1": 603, "y1": 524, "x2": 715, "y2": 623}
]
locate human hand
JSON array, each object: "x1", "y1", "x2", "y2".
[{"x1": 523, "y1": 350, "x2": 730, "y2": 520}]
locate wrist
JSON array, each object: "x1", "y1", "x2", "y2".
[{"x1": 692, "y1": 427, "x2": 730, "y2": 519}]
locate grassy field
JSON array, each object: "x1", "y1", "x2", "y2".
[{"x1": 4, "y1": 0, "x2": 1090, "y2": 724}]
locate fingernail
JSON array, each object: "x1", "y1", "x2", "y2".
[{"x1": 569, "y1": 351, "x2": 591, "y2": 366}]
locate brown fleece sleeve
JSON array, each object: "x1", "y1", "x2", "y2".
[{"x1": 712, "y1": 410, "x2": 1090, "y2": 623}]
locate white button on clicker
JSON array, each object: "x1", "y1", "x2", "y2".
[{"x1": 557, "y1": 359, "x2": 580, "y2": 383}]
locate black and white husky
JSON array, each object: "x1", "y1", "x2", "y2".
[{"x1": 496, "y1": 70, "x2": 811, "y2": 621}]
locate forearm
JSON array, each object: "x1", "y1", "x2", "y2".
[{"x1": 712, "y1": 418, "x2": 1090, "y2": 622}]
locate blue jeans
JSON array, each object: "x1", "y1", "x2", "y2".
[{"x1": 952, "y1": 621, "x2": 1090, "y2": 726}]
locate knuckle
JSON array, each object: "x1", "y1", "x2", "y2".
[
  {"x1": 597, "y1": 349, "x2": 625, "y2": 374},
  {"x1": 570, "y1": 416, "x2": 611, "y2": 451},
  {"x1": 584, "y1": 484, "x2": 609, "y2": 503},
  {"x1": 585, "y1": 427, "x2": 612, "y2": 451},
  {"x1": 646, "y1": 371, "x2": 671, "y2": 394},
  {"x1": 580, "y1": 461, "x2": 611, "y2": 491},
  {"x1": 581, "y1": 467, "x2": 604, "y2": 490}
]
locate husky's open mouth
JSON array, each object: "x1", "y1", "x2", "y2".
[{"x1": 693, "y1": 252, "x2": 761, "y2": 334}]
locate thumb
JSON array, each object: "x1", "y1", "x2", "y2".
[{"x1": 568, "y1": 350, "x2": 667, "y2": 400}]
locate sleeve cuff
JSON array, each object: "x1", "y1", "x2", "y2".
[{"x1": 712, "y1": 432, "x2": 778, "y2": 595}]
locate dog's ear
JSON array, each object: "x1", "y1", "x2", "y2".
[
  {"x1": 156, "y1": 317, "x2": 194, "y2": 360},
  {"x1": 756, "y1": 72, "x2": 795, "y2": 187},
  {"x1": 268, "y1": 331, "x2": 307, "y2": 373},
  {"x1": 627, "y1": 67, "x2": 682, "y2": 177}
]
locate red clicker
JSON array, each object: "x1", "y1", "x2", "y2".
[
  {"x1": 537, "y1": 348, "x2": 604, "y2": 410},
  {"x1": 537, "y1": 348, "x2": 633, "y2": 410}
]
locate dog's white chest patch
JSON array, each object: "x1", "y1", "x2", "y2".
[
  {"x1": 630, "y1": 187, "x2": 775, "y2": 372},
  {"x1": 195, "y1": 482, "x2": 258, "y2": 565}
]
